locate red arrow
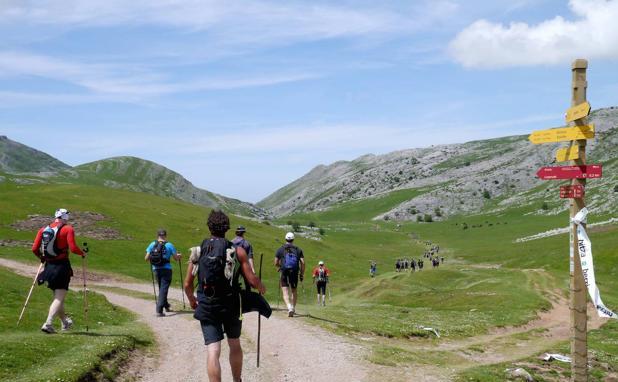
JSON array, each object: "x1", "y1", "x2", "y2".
[{"x1": 536, "y1": 165, "x2": 602, "y2": 180}]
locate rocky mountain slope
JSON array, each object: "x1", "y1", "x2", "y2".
[
  {"x1": 0, "y1": 137, "x2": 266, "y2": 218},
  {"x1": 0, "y1": 135, "x2": 70, "y2": 173},
  {"x1": 259, "y1": 107, "x2": 618, "y2": 220}
]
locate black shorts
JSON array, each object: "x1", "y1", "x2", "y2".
[
  {"x1": 316, "y1": 281, "x2": 327, "y2": 294},
  {"x1": 38, "y1": 261, "x2": 73, "y2": 290},
  {"x1": 280, "y1": 268, "x2": 299, "y2": 289},
  {"x1": 200, "y1": 318, "x2": 242, "y2": 345}
]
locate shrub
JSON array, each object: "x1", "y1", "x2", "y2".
[
  {"x1": 384, "y1": 215, "x2": 390, "y2": 221},
  {"x1": 434, "y1": 207, "x2": 442, "y2": 217},
  {"x1": 308, "y1": 221, "x2": 316, "y2": 228},
  {"x1": 424, "y1": 214, "x2": 433, "y2": 222},
  {"x1": 261, "y1": 220, "x2": 271, "y2": 226},
  {"x1": 286, "y1": 220, "x2": 294, "y2": 226},
  {"x1": 462, "y1": 222, "x2": 468, "y2": 230},
  {"x1": 483, "y1": 189, "x2": 491, "y2": 199},
  {"x1": 614, "y1": 184, "x2": 618, "y2": 192},
  {"x1": 408, "y1": 207, "x2": 417, "y2": 215},
  {"x1": 319, "y1": 228, "x2": 326, "y2": 236},
  {"x1": 541, "y1": 202, "x2": 549, "y2": 210},
  {"x1": 417, "y1": 215, "x2": 423, "y2": 222},
  {"x1": 291, "y1": 222, "x2": 301, "y2": 232}
]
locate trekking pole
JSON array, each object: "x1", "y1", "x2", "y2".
[
  {"x1": 177, "y1": 256, "x2": 186, "y2": 310},
  {"x1": 328, "y1": 280, "x2": 332, "y2": 302},
  {"x1": 150, "y1": 267, "x2": 158, "y2": 304},
  {"x1": 17, "y1": 262, "x2": 44, "y2": 326},
  {"x1": 257, "y1": 253, "x2": 263, "y2": 368},
  {"x1": 276, "y1": 269, "x2": 281, "y2": 310},
  {"x1": 82, "y1": 242, "x2": 89, "y2": 332}
]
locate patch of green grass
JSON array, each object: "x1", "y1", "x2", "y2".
[{"x1": 0, "y1": 266, "x2": 154, "y2": 382}]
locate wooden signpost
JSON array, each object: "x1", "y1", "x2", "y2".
[{"x1": 528, "y1": 59, "x2": 599, "y2": 382}]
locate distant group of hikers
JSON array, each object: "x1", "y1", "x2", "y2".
[
  {"x1": 28, "y1": 207, "x2": 333, "y2": 382},
  {"x1": 395, "y1": 243, "x2": 444, "y2": 272}
]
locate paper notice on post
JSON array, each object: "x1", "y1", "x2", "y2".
[{"x1": 572, "y1": 208, "x2": 617, "y2": 319}]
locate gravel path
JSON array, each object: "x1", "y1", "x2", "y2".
[{"x1": 0, "y1": 258, "x2": 371, "y2": 382}]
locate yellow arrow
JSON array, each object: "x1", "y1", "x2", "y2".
[
  {"x1": 565, "y1": 101, "x2": 591, "y2": 122},
  {"x1": 528, "y1": 124, "x2": 594, "y2": 144},
  {"x1": 556, "y1": 145, "x2": 580, "y2": 162}
]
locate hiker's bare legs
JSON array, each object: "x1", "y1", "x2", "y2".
[
  {"x1": 207, "y1": 341, "x2": 222, "y2": 382},
  {"x1": 291, "y1": 288, "x2": 297, "y2": 307},
  {"x1": 45, "y1": 289, "x2": 67, "y2": 325},
  {"x1": 281, "y1": 286, "x2": 292, "y2": 308},
  {"x1": 228, "y1": 338, "x2": 243, "y2": 382}
]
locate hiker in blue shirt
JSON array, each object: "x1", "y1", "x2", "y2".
[{"x1": 145, "y1": 229, "x2": 181, "y2": 317}]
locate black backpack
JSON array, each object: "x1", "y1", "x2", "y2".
[
  {"x1": 40, "y1": 224, "x2": 64, "y2": 258},
  {"x1": 149, "y1": 241, "x2": 169, "y2": 266},
  {"x1": 198, "y1": 238, "x2": 240, "y2": 292}
]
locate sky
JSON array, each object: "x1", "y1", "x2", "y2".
[{"x1": 1, "y1": 0, "x2": 618, "y2": 202}]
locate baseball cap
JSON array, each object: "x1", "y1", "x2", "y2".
[
  {"x1": 54, "y1": 208, "x2": 70, "y2": 220},
  {"x1": 285, "y1": 232, "x2": 295, "y2": 241},
  {"x1": 157, "y1": 228, "x2": 167, "y2": 237},
  {"x1": 236, "y1": 225, "x2": 246, "y2": 233},
  {"x1": 319, "y1": 261, "x2": 324, "y2": 265}
]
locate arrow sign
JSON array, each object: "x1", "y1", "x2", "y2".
[
  {"x1": 537, "y1": 165, "x2": 602, "y2": 180},
  {"x1": 529, "y1": 124, "x2": 595, "y2": 144},
  {"x1": 560, "y1": 185, "x2": 585, "y2": 198},
  {"x1": 565, "y1": 101, "x2": 591, "y2": 123},
  {"x1": 556, "y1": 145, "x2": 580, "y2": 162}
]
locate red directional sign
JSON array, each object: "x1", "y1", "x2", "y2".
[
  {"x1": 560, "y1": 185, "x2": 585, "y2": 198},
  {"x1": 536, "y1": 165, "x2": 602, "y2": 180}
]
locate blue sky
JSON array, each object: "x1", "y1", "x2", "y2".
[{"x1": 1, "y1": 0, "x2": 617, "y2": 202}]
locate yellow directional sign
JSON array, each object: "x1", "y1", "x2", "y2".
[
  {"x1": 528, "y1": 124, "x2": 594, "y2": 144},
  {"x1": 556, "y1": 145, "x2": 580, "y2": 162},
  {"x1": 565, "y1": 101, "x2": 591, "y2": 122}
]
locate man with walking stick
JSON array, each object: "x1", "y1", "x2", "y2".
[
  {"x1": 145, "y1": 229, "x2": 181, "y2": 317},
  {"x1": 30, "y1": 208, "x2": 86, "y2": 333}
]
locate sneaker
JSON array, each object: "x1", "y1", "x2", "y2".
[
  {"x1": 322, "y1": 301, "x2": 326, "y2": 306},
  {"x1": 41, "y1": 323, "x2": 56, "y2": 334},
  {"x1": 288, "y1": 310, "x2": 294, "y2": 317},
  {"x1": 61, "y1": 317, "x2": 73, "y2": 331}
]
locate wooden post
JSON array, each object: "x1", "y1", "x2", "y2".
[{"x1": 570, "y1": 58, "x2": 588, "y2": 382}]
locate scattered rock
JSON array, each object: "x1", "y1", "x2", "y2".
[
  {"x1": 10, "y1": 211, "x2": 130, "y2": 240},
  {"x1": 506, "y1": 367, "x2": 534, "y2": 381}
]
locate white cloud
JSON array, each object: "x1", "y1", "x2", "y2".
[
  {"x1": 0, "y1": 51, "x2": 319, "y2": 101},
  {"x1": 449, "y1": 0, "x2": 618, "y2": 68},
  {"x1": 0, "y1": 1, "x2": 457, "y2": 46}
]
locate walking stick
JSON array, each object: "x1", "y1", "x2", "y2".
[
  {"x1": 257, "y1": 253, "x2": 263, "y2": 368},
  {"x1": 17, "y1": 262, "x2": 44, "y2": 326},
  {"x1": 82, "y1": 242, "x2": 89, "y2": 332},
  {"x1": 177, "y1": 257, "x2": 186, "y2": 310},
  {"x1": 150, "y1": 267, "x2": 158, "y2": 304}
]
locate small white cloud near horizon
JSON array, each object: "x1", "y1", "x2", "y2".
[{"x1": 449, "y1": 0, "x2": 618, "y2": 68}]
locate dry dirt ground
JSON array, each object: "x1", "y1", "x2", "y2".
[{"x1": 0, "y1": 258, "x2": 611, "y2": 382}]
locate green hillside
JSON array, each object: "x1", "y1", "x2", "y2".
[{"x1": 0, "y1": 136, "x2": 70, "y2": 173}]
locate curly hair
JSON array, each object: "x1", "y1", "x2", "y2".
[{"x1": 207, "y1": 209, "x2": 230, "y2": 236}]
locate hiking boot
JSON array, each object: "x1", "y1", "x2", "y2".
[
  {"x1": 164, "y1": 306, "x2": 173, "y2": 313},
  {"x1": 61, "y1": 317, "x2": 73, "y2": 331},
  {"x1": 41, "y1": 323, "x2": 56, "y2": 334},
  {"x1": 288, "y1": 310, "x2": 294, "y2": 317},
  {"x1": 156, "y1": 312, "x2": 166, "y2": 317}
]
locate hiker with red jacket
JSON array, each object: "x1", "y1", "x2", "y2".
[
  {"x1": 312, "y1": 261, "x2": 330, "y2": 306},
  {"x1": 31, "y1": 208, "x2": 85, "y2": 334}
]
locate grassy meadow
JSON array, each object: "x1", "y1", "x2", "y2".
[
  {"x1": 0, "y1": 266, "x2": 153, "y2": 382},
  {"x1": 1, "y1": 178, "x2": 617, "y2": 380}
]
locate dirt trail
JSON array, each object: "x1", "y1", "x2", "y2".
[
  {"x1": 2, "y1": 258, "x2": 611, "y2": 381},
  {"x1": 0, "y1": 258, "x2": 372, "y2": 382}
]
